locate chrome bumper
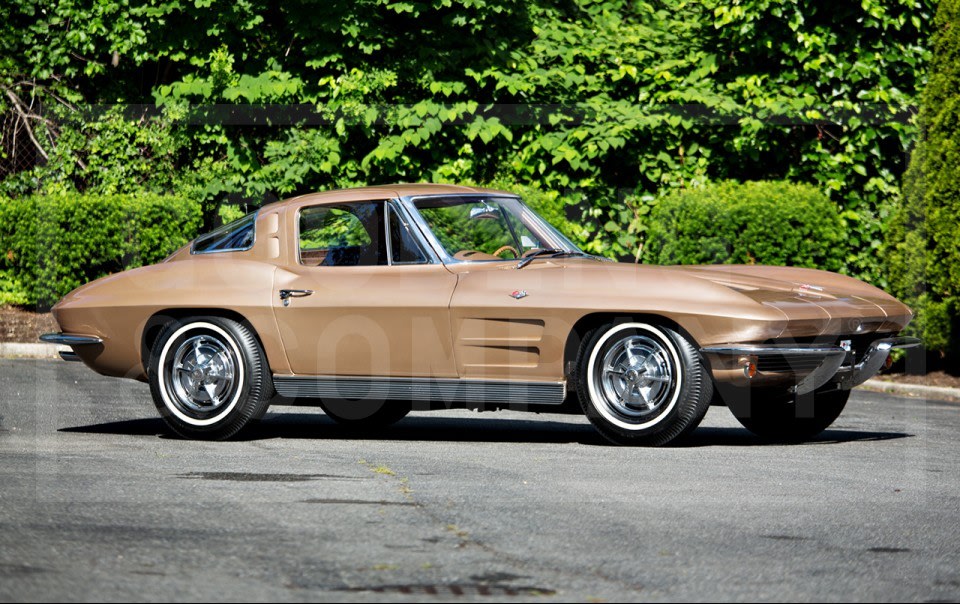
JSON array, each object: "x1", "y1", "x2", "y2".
[
  {"x1": 702, "y1": 336, "x2": 921, "y2": 395},
  {"x1": 40, "y1": 333, "x2": 103, "y2": 362},
  {"x1": 833, "y1": 336, "x2": 922, "y2": 389},
  {"x1": 40, "y1": 333, "x2": 103, "y2": 346}
]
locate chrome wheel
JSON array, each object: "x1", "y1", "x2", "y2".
[
  {"x1": 170, "y1": 334, "x2": 237, "y2": 414},
  {"x1": 150, "y1": 316, "x2": 272, "y2": 439},
  {"x1": 155, "y1": 321, "x2": 247, "y2": 427},
  {"x1": 582, "y1": 322, "x2": 691, "y2": 439},
  {"x1": 596, "y1": 334, "x2": 674, "y2": 421}
]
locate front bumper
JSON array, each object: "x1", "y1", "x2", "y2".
[{"x1": 702, "y1": 336, "x2": 921, "y2": 395}]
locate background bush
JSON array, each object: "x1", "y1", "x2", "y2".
[
  {"x1": 886, "y1": 0, "x2": 960, "y2": 358},
  {"x1": 0, "y1": 193, "x2": 201, "y2": 308},
  {"x1": 643, "y1": 181, "x2": 846, "y2": 271}
]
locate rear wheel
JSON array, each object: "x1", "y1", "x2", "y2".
[
  {"x1": 149, "y1": 316, "x2": 273, "y2": 440},
  {"x1": 725, "y1": 386, "x2": 850, "y2": 442},
  {"x1": 319, "y1": 399, "x2": 411, "y2": 429},
  {"x1": 575, "y1": 322, "x2": 712, "y2": 446}
]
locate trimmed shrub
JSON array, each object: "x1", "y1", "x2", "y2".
[
  {"x1": 643, "y1": 181, "x2": 846, "y2": 271},
  {"x1": 0, "y1": 193, "x2": 202, "y2": 309}
]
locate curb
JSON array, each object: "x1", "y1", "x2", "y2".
[
  {"x1": 0, "y1": 342, "x2": 65, "y2": 359},
  {"x1": 860, "y1": 378, "x2": 960, "y2": 402}
]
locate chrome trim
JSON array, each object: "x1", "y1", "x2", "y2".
[
  {"x1": 273, "y1": 375, "x2": 567, "y2": 405},
  {"x1": 386, "y1": 200, "x2": 433, "y2": 265},
  {"x1": 836, "y1": 336, "x2": 922, "y2": 389},
  {"x1": 701, "y1": 344, "x2": 845, "y2": 356},
  {"x1": 701, "y1": 343, "x2": 847, "y2": 395},
  {"x1": 391, "y1": 199, "x2": 441, "y2": 264},
  {"x1": 384, "y1": 201, "x2": 395, "y2": 263},
  {"x1": 40, "y1": 333, "x2": 103, "y2": 345},
  {"x1": 793, "y1": 351, "x2": 847, "y2": 395},
  {"x1": 59, "y1": 350, "x2": 81, "y2": 362}
]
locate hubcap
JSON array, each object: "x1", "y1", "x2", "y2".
[
  {"x1": 169, "y1": 334, "x2": 237, "y2": 415},
  {"x1": 597, "y1": 334, "x2": 674, "y2": 422}
]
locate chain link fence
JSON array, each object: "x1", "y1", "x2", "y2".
[{"x1": 0, "y1": 100, "x2": 49, "y2": 180}]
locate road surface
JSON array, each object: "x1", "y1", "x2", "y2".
[{"x1": 1, "y1": 359, "x2": 958, "y2": 602}]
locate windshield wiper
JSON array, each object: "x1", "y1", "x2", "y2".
[{"x1": 516, "y1": 248, "x2": 588, "y2": 269}]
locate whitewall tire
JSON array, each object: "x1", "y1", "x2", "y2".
[
  {"x1": 149, "y1": 316, "x2": 272, "y2": 439},
  {"x1": 576, "y1": 322, "x2": 712, "y2": 446}
]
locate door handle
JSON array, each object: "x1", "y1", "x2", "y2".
[{"x1": 279, "y1": 289, "x2": 313, "y2": 306}]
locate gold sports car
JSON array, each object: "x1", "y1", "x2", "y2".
[{"x1": 42, "y1": 183, "x2": 918, "y2": 445}]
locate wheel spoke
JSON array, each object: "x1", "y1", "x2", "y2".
[
  {"x1": 202, "y1": 382, "x2": 218, "y2": 402},
  {"x1": 193, "y1": 339, "x2": 205, "y2": 365},
  {"x1": 633, "y1": 387, "x2": 648, "y2": 406}
]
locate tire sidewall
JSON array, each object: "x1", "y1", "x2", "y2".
[
  {"x1": 577, "y1": 322, "x2": 708, "y2": 445},
  {"x1": 149, "y1": 317, "x2": 267, "y2": 438}
]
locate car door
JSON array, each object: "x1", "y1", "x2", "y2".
[
  {"x1": 405, "y1": 194, "x2": 574, "y2": 383},
  {"x1": 272, "y1": 199, "x2": 458, "y2": 378}
]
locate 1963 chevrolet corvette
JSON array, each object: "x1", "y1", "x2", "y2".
[{"x1": 42, "y1": 183, "x2": 918, "y2": 445}]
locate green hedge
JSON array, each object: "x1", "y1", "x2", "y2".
[
  {"x1": 0, "y1": 193, "x2": 202, "y2": 309},
  {"x1": 643, "y1": 181, "x2": 846, "y2": 270}
]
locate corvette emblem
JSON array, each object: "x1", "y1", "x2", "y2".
[{"x1": 510, "y1": 290, "x2": 528, "y2": 300}]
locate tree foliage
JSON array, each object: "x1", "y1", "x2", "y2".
[
  {"x1": 887, "y1": 0, "x2": 960, "y2": 358},
  {"x1": 0, "y1": 1, "x2": 934, "y2": 277}
]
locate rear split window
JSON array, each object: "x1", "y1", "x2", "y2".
[{"x1": 191, "y1": 212, "x2": 257, "y2": 254}]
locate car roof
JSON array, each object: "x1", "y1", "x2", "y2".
[{"x1": 260, "y1": 183, "x2": 516, "y2": 213}]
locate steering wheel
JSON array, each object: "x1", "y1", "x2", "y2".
[{"x1": 492, "y1": 245, "x2": 520, "y2": 259}]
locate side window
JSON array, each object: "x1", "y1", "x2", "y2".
[
  {"x1": 299, "y1": 202, "x2": 385, "y2": 266},
  {"x1": 388, "y1": 205, "x2": 428, "y2": 264},
  {"x1": 192, "y1": 212, "x2": 257, "y2": 254}
]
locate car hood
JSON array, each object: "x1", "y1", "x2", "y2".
[
  {"x1": 455, "y1": 258, "x2": 912, "y2": 341},
  {"x1": 670, "y1": 264, "x2": 912, "y2": 336}
]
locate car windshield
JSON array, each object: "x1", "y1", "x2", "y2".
[{"x1": 410, "y1": 196, "x2": 582, "y2": 261}]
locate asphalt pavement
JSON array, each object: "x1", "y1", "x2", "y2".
[{"x1": 1, "y1": 358, "x2": 959, "y2": 602}]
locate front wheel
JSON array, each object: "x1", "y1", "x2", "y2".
[
  {"x1": 149, "y1": 316, "x2": 273, "y2": 440},
  {"x1": 575, "y1": 322, "x2": 713, "y2": 446},
  {"x1": 725, "y1": 387, "x2": 850, "y2": 442}
]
